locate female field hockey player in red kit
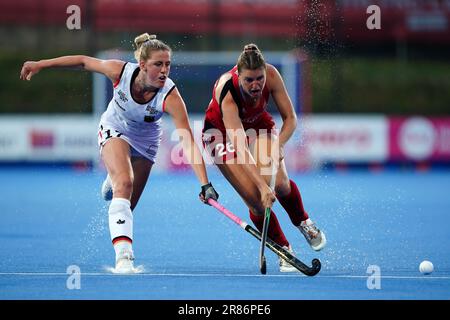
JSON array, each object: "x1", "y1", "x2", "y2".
[
  {"x1": 20, "y1": 33, "x2": 218, "y2": 273},
  {"x1": 202, "y1": 44, "x2": 325, "y2": 272}
]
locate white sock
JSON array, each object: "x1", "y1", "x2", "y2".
[{"x1": 108, "y1": 197, "x2": 133, "y2": 246}]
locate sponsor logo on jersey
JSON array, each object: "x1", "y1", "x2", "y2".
[
  {"x1": 118, "y1": 90, "x2": 128, "y2": 103},
  {"x1": 146, "y1": 104, "x2": 158, "y2": 115},
  {"x1": 242, "y1": 113, "x2": 263, "y2": 124}
]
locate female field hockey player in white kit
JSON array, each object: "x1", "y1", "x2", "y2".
[{"x1": 20, "y1": 33, "x2": 219, "y2": 273}]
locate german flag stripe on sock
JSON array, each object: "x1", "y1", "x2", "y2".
[{"x1": 112, "y1": 236, "x2": 132, "y2": 245}]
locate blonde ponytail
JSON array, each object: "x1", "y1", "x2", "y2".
[{"x1": 133, "y1": 33, "x2": 171, "y2": 62}]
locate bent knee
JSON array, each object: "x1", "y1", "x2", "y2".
[
  {"x1": 275, "y1": 179, "x2": 291, "y2": 197},
  {"x1": 248, "y1": 204, "x2": 266, "y2": 216},
  {"x1": 113, "y1": 174, "x2": 134, "y2": 195}
]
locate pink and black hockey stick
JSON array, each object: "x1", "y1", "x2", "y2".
[{"x1": 208, "y1": 199, "x2": 321, "y2": 276}]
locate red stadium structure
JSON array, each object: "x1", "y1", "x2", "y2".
[{"x1": 1, "y1": 0, "x2": 450, "y2": 44}]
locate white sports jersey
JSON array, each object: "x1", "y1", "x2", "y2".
[{"x1": 98, "y1": 62, "x2": 176, "y2": 162}]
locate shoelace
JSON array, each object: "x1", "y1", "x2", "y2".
[{"x1": 302, "y1": 224, "x2": 319, "y2": 239}]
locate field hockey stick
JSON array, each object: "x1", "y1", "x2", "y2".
[
  {"x1": 208, "y1": 199, "x2": 321, "y2": 276},
  {"x1": 259, "y1": 162, "x2": 277, "y2": 274}
]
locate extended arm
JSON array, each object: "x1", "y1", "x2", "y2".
[
  {"x1": 221, "y1": 93, "x2": 275, "y2": 208},
  {"x1": 20, "y1": 55, "x2": 125, "y2": 83},
  {"x1": 165, "y1": 87, "x2": 218, "y2": 203}
]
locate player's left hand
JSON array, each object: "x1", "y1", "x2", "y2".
[{"x1": 199, "y1": 182, "x2": 219, "y2": 205}]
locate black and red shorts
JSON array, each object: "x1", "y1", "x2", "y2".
[{"x1": 201, "y1": 114, "x2": 276, "y2": 164}]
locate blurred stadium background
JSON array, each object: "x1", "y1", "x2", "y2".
[{"x1": 1, "y1": 0, "x2": 450, "y2": 171}]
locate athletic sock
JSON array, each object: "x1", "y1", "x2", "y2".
[
  {"x1": 276, "y1": 179, "x2": 309, "y2": 226},
  {"x1": 249, "y1": 209, "x2": 289, "y2": 248},
  {"x1": 108, "y1": 198, "x2": 133, "y2": 250}
]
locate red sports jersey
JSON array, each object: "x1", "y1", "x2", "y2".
[
  {"x1": 202, "y1": 66, "x2": 276, "y2": 163},
  {"x1": 203, "y1": 66, "x2": 274, "y2": 133}
]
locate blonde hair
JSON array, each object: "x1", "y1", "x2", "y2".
[
  {"x1": 237, "y1": 43, "x2": 266, "y2": 73},
  {"x1": 133, "y1": 33, "x2": 171, "y2": 62}
]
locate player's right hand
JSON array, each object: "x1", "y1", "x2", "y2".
[
  {"x1": 260, "y1": 184, "x2": 276, "y2": 209},
  {"x1": 20, "y1": 61, "x2": 40, "y2": 81},
  {"x1": 199, "y1": 182, "x2": 219, "y2": 205}
]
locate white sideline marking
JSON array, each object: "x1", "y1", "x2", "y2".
[{"x1": 0, "y1": 272, "x2": 449, "y2": 280}]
